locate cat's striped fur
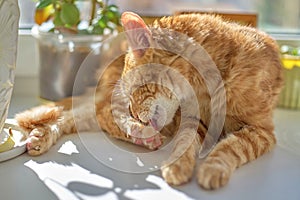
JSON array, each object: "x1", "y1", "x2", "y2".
[{"x1": 15, "y1": 12, "x2": 283, "y2": 189}]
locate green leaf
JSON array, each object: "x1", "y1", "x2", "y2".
[
  {"x1": 98, "y1": 16, "x2": 108, "y2": 28},
  {"x1": 60, "y1": 3, "x2": 80, "y2": 26},
  {"x1": 107, "y1": 5, "x2": 119, "y2": 13},
  {"x1": 53, "y1": 11, "x2": 64, "y2": 27},
  {"x1": 36, "y1": 0, "x2": 53, "y2": 9},
  {"x1": 106, "y1": 11, "x2": 120, "y2": 25},
  {"x1": 106, "y1": 10, "x2": 116, "y2": 20}
]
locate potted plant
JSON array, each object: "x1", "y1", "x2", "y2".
[{"x1": 32, "y1": 0, "x2": 120, "y2": 101}]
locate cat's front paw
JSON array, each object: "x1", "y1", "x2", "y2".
[
  {"x1": 197, "y1": 161, "x2": 231, "y2": 190},
  {"x1": 26, "y1": 127, "x2": 52, "y2": 156},
  {"x1": 161, "y1": 154, "x2": 194, "y2": 185}
]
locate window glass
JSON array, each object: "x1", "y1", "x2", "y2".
[
  {"x1": 19, "y1": 0, "x2": 35, "y2": 29},
  {"x1": 18, "y1": 0, "x2": 300, "y2": 34}
]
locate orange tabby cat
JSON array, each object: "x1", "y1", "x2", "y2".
[{"x1": 15, "y1": 12, "x2": 283, "y2": 189}]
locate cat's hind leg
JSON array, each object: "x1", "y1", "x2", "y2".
[{"x1": 197, "y1": 125, "x2": 276, "y2": 189}]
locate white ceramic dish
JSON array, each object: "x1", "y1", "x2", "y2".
[{"x1": 0, "y1": 123, "x2": 26, "y2": 162}]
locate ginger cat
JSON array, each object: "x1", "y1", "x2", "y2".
[{"x1": 16, "y1": 12, "x2": 283, "y2": 189}]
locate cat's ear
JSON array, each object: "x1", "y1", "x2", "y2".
[{"x1": 121, "y1": 12, "x2": 151, "y2": 58}]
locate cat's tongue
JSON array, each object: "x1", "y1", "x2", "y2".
[
  {"x1": 131, "y1": 126, "x2": 164, "y2": 150},
  {"x1": 149, "y1": 118, "x2": 159, "y2": 131}
]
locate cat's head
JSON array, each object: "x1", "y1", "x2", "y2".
[{"x1": 120, "y1": 12, "x2": 181, "y2": 130}]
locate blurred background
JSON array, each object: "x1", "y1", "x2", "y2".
[
  {"x1": 15, "y1": 0, "x2": 300, "y2": 102},
  {"x1": 19, "y1": 0, "x2": 300, "y2": 34}
]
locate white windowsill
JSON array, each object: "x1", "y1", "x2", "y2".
[{"x1": 6, "y1": 29, "x2": 300, "y2": 200}]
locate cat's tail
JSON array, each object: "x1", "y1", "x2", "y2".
[{"x1": 15, "y1": 105, "x2": 63, "y2": 132}]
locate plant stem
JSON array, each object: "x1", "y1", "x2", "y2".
[{"x1": 90, "y1": 0, "x2": 97, "y2": 26}]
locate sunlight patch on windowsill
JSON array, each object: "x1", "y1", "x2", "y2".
[
  {"x1": 124, "y1": 175, "x2": 195, "y2": 200},
  {"x1": 58, "y1": 140, "x2": 79, "y2": 155},
  {"x1": 24, "y1": 160, "x2": 195, "y2": 200},
  {"x1": 24, "y1": 160, "x2": 114, "y2": 200}
]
